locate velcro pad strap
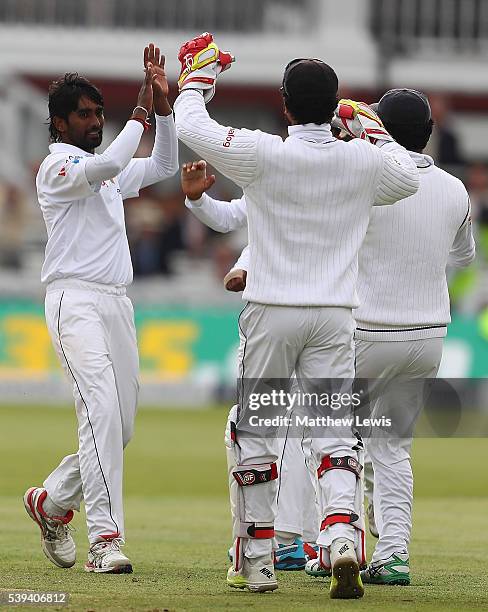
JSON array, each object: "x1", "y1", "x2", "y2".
[
  {"x1": 233, "y1": 462, "x2": 278, "y2": 486},
  {"x1": 317, "y1": 455, "x2": 362, "y2": 479},
  {"x1": 320, "y1": 512, "x2": 360, "y2": 531},
  {"x1": 237, "y1": 522, "x2": 275, "y2": 539}
]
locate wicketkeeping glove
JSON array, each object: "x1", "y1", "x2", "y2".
[
  {"x1": 332, "y1": 99, "x2": 394, "y2": 145},
  {"x1": 178, "y1": 32, "x2": 234, "y2": 103}
]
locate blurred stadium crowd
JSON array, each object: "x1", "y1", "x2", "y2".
[{"x1": 0, "y1": 0, "x2": 487, "y2": 313}]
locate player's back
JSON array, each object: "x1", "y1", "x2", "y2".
[
  {"x1": 355, "y1": 152, "x2": 471, "y2": 337},
  {"x1": 242, "y1": 134, "x2": 384, "y2": 307}
]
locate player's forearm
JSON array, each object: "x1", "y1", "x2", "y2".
[
  {"x1": 374, "y1": 142, "x2": 420, "y2": 206},
  {"x1": 174, "y1": 91, "x2": 258, "y2": 188},
  {"x1": 233, "y1": 244, "x2": 250, "y2": 272},
  {"x1": 185, "y1": 194, "x2": 248, "y2": 233},
  {"x1": 140, "y1": 114, "x2": 179, "y2": 188},
  {"x1": 153, "y1": 93, "x2": 172, "y2": 117},
  {"x1": 85, "y1": 120, "x2": 144, "y2": 184}
]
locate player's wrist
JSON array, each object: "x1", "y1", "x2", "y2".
[
  {"x1": 154, "y1": 98, "x2": 172, "y2": 117},
  {"x1": 132, "y1": 106, "x2": 149, "y2": 120},
  {"x1": 185, "y1": 190, "x2": 205, "y2": 202},
  {"x1": 130, "y1": 106, "x2": 151, "y2": 131}
]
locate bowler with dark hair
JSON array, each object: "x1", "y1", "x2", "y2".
[{"x1": 24, "y1": 46, "x2": 178, "y2": 575}]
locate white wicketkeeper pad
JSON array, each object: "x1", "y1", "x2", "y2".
[
  {"x1": 315, "y1": 449, "x2": 366, "y2": 569},
  {"x1": 224, "y1": 405, "x2": 277, "y2": 571}
]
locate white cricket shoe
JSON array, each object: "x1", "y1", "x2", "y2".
[
  {"x1": 227, "y1": 556, "x2": 278, "y2": 592},
  {"x1": 304, "y1": 557, "x2": 332, "y2": 578},
  {"x1": 23, "y1": 487, "x2": 76, "y2": 568},
  {"x1": 329, "y1": 538, "x2": 364, "y2": 599},
  {"x1": 85, "y1": 535, "x2": 133, "y2": 574}
]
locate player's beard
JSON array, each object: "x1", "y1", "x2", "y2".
[
  {"x1": 67, "y1": 128, "x2": 103, "y2": 153},
  {"x1": 82, "y1": 129, "x2": 103, "y2": 152}
]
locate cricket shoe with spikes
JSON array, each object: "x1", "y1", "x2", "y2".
[
  {"x1": 274, "y1": 538, "x2": 307, "y2": 570},
  {"x1": 228, "y1": 538, "x2": 313, "y2": 571},
  {"x1": 305, "y1": 556, "x2": 332, "y2": 578},
  {"x1": 360, "y1": 551, "x2": 410, "y2": 585},
  {"x1": 227, "y1": 556, "x2": 278, "y2": 592},
  {"x1": 85, "y1": 534, "x2": 133, "y2": 574},
  {"x1": 23, "y1": 487, "x2": 76, "y2": 568},
  {"x1": 329, "y1": 538, "x2": 364, "y2": 599}
]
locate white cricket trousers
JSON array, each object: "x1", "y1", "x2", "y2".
[
  {"x1": 234, "y1": 303, "x2": 359, "y2": 558},
  {"x1": 355, "y1": 337, "x2": 443, "y2": 562},
  {"x1": 43, "y1": 279, "x2": 139, "y2": 544},
  {"x1": 275, "y1": 423, "x2": 319, "y2": 544}
]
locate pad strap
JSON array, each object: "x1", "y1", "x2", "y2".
[
  {"x1": 320, "y1": 512, "x2": 360, "y2": 532},
  {"x1": 237, "y1": 522, "x2": 274, "y2": 539},
  {"x1": 233, "y1": 462, "x2": 278, "y2": 486},
  {"x1": 317, "y1": 455, "x2": 362, "y2": 479}
]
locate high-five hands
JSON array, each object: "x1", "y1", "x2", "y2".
[
  {"x1": 132, "y1": 62, "x2": 155, "y2": 125},
  {"x1": 143, "y1": 43, "x2": 172, "y2": 116},
  {"x1": 177, "y1": 32, "x2": 234, "y2": 103}
]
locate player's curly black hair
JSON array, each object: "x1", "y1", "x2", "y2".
[
  {"x1": 48, "y1": 73, "x2": 104, "y2": 142},
  {"x1": 382, "y1": 120, "x2": 434, "y2": 152}
]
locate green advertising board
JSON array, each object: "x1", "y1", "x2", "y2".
[{"x1": 0, "y1": 302, "x2": 486, "y2": 382}]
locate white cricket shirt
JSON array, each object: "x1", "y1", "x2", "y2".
[
  {"x1": 175, "y1": 91, "x2": 419, "y2": 307},
  {"x1": 354, "y1": 152, "x2": 475, "y2": 340},
  {"x1": 37, "y1": 115, "x2": 178, "y2": 286},
  {"x1": 38, "y1": 142, "x2": 135, "y2": 286}
]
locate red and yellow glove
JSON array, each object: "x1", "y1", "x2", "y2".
[
  {"x1": 332, "y1": 99, "x2": 394, "y2": 145},
  {"x1": 178, "y1": 32, "x2": 234, "y2": 103}
]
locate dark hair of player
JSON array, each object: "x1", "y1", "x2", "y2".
[
  {"x1": 382, "y1": 120, "x2": 434, "y2": 153},
  {"x1": 281, "y1": 59, "x2": 338, "y2": 125},
  {"x1": 48, "y1": 73, "x2": 104, "y2": 142}
]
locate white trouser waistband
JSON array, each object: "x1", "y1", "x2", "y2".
[
  {"x1": 46, "y1": 278, "x2": 127, "y2": 296},
  {"x1": 354, "y1": 323, "x2": 447, "y2": 342}
]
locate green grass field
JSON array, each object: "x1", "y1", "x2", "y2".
[{"x1": 1, "y1": 405, "x2": 487, "y2": 611}]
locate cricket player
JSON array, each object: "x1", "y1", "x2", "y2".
[
  {"x1": 184, "y1": 89, "x2": 475, "y2": 587},
  {"x1": 24, "y1": 45, "x2": 178, "y2": 574},
  {"x1": 352, "y1": 89, "x2": 475, "y2": 585},
  {"x1": 181, "y1": 165, "x2": 320, "y2": 572},
  {"x1": 174, "y1": 33, "x2": 419, "y2": 598}
]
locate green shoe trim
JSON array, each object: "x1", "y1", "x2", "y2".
[{"x1": 362, "y1": 554, "x2": 410, "y2": 585}]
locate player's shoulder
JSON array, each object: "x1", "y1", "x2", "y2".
[
  {"x1": 342, "y1": 137, "x2": 383, "y2": 164},
  {"x1": 254, "y1": 129, "x2": 286, "y2": 147},
  {"x1": 431, "y1": 164, "x2": 466, "y2": 194},
  {"x1": 37, "y1": 151, "x2": 85, "y2": 181},
  {"x1": 36, "y1": 152, "x2": 66, "y2": 183},
  {"x1": 427, "y1": 164, "x2": 469, "y2": 221}
]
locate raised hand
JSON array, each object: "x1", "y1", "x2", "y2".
[
  {"x1": 144, "y1": 43, "x2": 172, "y2": 116},
  {"x1": 181, "y1": 160, "x2": 216, "y2": 201},
  {"x1": 133, "y1": 62, "x2": 155, "y2": 119},
  {"x1": 177, "y1": 32, "x2": 234, "y2": 103},
  {"x1": 144, "y1": 44, "x2": 169, "y2": 98}
]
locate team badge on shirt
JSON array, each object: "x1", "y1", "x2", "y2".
[{"x1": 58, "y1": 156, "x2": 82, "y2": 177}]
